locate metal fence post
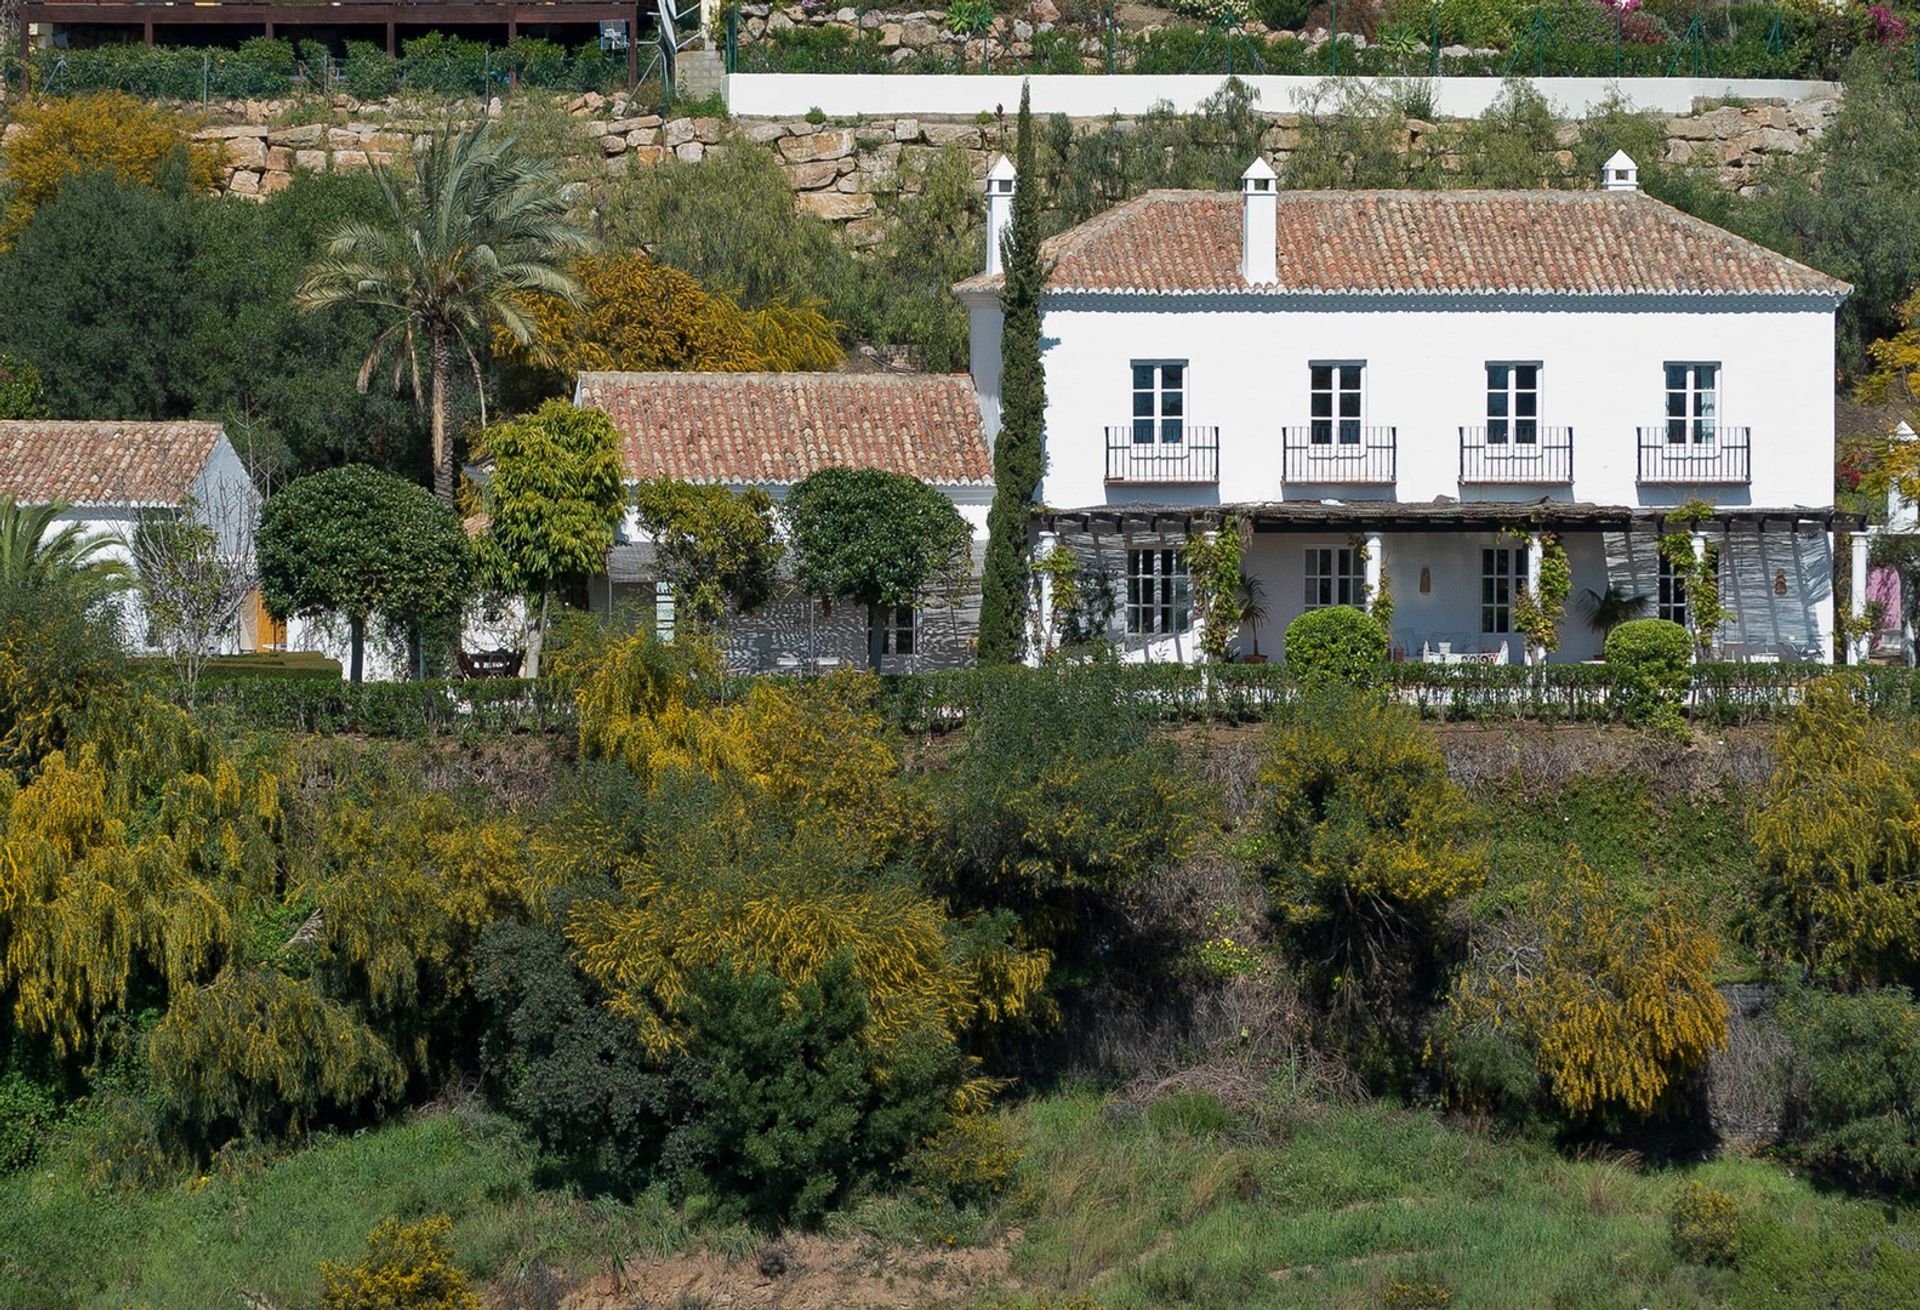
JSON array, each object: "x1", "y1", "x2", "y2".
[
  {"x1": 725, "y1": 6, "x2": 738, "y2": 74},
  {"x1": 1614, "y1": 10, "x2": 1622, "y2": 77},
  {"x1": 1330, "y1": 0, "x2": 1338, "y2": 74},
  {"x1": 1104, "y1": 4, "x2": 1116, "y2": 73},
  {"x1": 202, "y1": 51, "x2": 210, "y2": 106},
  {"x1": 1430, "y1": 3, "x2": 1440, "y2": 77}
]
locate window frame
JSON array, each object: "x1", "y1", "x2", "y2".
[
  {"x1": 1131, "y1": 360, "x2": 1188, "y2": 445},
  {"x1": 1126, "y1": 547, "x2": 1191, "y2": 637},
  {"x1": 1309, "y1": 361, "x2": 1366, "y2": 446},
  {"x1": 1303, "y1": 545, "x2": 1367, "y2": 610},
  {"x1": 1657, "y1": 553, "x2": 1689, "y2": 626},
  {"x1": 653, "y1": 579, "x2": 676, "y2": 642},
  {"x1": 1664, "y1": 362, "x2": 1720, "y2": 445},
  {"x1": 869, "y1": 602, "x2": 916, "y2": 657},
  {"x1": 1480, "y1": 547, "x2": 1529, "y2": 635},
  {"x1": 1485, "y1": 361, "x2": 1541, "y2": 445}
]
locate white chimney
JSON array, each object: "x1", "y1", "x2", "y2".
[
  {"x1": 1240, "y1": 156, "x2": 1278, "y2": 285},
  {"x1": 984, "y1": 154, "x2": 1017, "y2": 276},
  {"x1": 1602, "y1": 150, "x2": 1639, "y2": 192},
  {"x1": 1891, "y1": 421, "x2": 1919, "y2": 533}
]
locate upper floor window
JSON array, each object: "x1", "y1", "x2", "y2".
[
  {"x1": 1310, "y1": 362, "x2": 1364, "y2": 445},
  {"x1": 1486, "y1": 363, "x2": 1539, "y2": 444},
  {"x1": 870, "y1": 603, "x2": 916, "y2": 657},
  {"x1": 1126, "y1": 547, "x2": 1190, "y2": 636},
  {"x1": 1665, "y1": 363, "x2": 1719, "y2": 444},
  {"x1": 1132, "y1": 362, "x2": 1185, "y2": 444},
  {"x1": 1481, "y1": 547, "x2": 1528, "y2": 634},
  {"x1": 1657, "y1": 554, "x2": 1688, "y2": 626},
  {"x1": 1304, "y1": 546, "x2": 1366, "y2": 609}
]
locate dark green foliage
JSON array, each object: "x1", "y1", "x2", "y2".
[
  {"x1": 1777, "y1": 985, "x2": 1920, "y2": 1194},
  {"x1": 0, "y1": 168, "x2": 202, "y2": 420},
  {"x1": 475, "y1": 920, "x2": 676, "y2": 1193},
  {"x1": 669, "y1": 957, "x2": 961, "y2": 1227},
  {"x1": 341, "y1": 41, "x2": 401, "y2": 98},
  {"x1": 784, "y1": 467, "x2": 971, "y2": 668},
  {"x1": 1603, "y1": 618, "x2": 1692, "y2": 726},
  {"x1": 978, "y1": 83, "x2": 1046, "y2": 665},
  {"x1": 1283, "y1": 606, "x2": 1387, "y2": 688},
  {"x1": 0, "y1": 168, "x2": 425, "y2": 480},
  {"x1": 864, "y1": 147, "x2": 984, "y2": 372},
  {"x1": 927, "y1": 666, "x2": 1207, "y2": 951},
  {"x1": 257, "y1": 465, "x2": 472, "y2": 682}
]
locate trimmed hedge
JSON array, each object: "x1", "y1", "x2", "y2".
[
  {"x1": 26, "y1": 35, "x2": 627, "y2": 100},
  {"x1": 181, "y1": 662, "x2": 1920, "y2": 739},
  {"x1": 1283, "y1": 605, "x2": 1387, "y2": 689},
  {"x1": 1604, "y1": 618, "x2": 1694, "y2": 726}
]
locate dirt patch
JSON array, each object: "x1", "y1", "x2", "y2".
[{"x1": 547, "y1": 1232, "x2": 1023, "y2": 1310}]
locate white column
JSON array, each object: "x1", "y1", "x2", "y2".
[
  {"x1": 1364, "y1": 531, "x2": 1385, "y2": 640},
  {"x1": 1194, "y1": 530, "x2": 1219, "y2": 665},
  {"x1": 1526, "y1": 532, "x2": 1546, "y2": 666},
  {"x1": 1851, "y1": 530, "x2": 1872, "y2": 666},
  {"x1": 1028, "y1": 529, "x2": 1058, "y2": 668},
  {"x1": 1691, "y1": 530, "x2": 1710, "y2": 658}
]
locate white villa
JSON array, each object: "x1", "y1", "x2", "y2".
[
  {"x1": 0, "y1": 420, "x2": 274, "y2": 654},
  {"x1": 955, "y1": 151, "x2": 1858, "y2": 665}
]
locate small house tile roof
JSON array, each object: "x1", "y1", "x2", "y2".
[
  {"x1": 0, "y1": 420, "x2": 226, "y2": 508},
  {"x1": 576, "y1": 372, "x2": 993, "y2": 487},
  {"x1": 955, "y1": 189, "x2": 1850, "y2": 298}
]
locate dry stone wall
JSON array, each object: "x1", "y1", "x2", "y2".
[{"x1": 0, "y1": 87, "x2": 1836, "y2": 229}]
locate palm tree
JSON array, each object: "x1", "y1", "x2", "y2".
[
  {"x1": 1575, "y1": 584, "x2": 1650, "y2": 639},
  {"x1": 297, "y1": 121, "x2": 590, "y2": 501},
  {"x1": 0, "y1": 497, "x2": 132, "y2": 610}
]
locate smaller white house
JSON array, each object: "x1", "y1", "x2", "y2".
[
  {"x1": 0, "y1": 420, "x2": 272, "y2": 653},
  {"x1": 572, "y1": 370, "x2": 994, "y2": 673}
]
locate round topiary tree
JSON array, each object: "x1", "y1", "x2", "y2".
[
  {"x1": 1603, "y1": 617, "x2": 1693, "y2": 728},
  {"x1": 258, "y1": 464, "x2": 472, "y2": 683},
  {"x1": 1284, "y1": 605, "x2": 1388, "y2": 688},
  {"x1": 784, "y1": 466, "x2": 972, "y2": 670}
]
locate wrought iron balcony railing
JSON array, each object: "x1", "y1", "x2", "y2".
[
  {"x1": 1636, "y1": 426, "x2": 1751, "y2": 485},
  {"x1": 1458, "y1": 425, "x2": 1574, "y2": 484},
  {"x1": 1281, "y1": 425, "x2": 1397, "y2": 485},
  {"x1": 1104, "y1": 425, "x2": 1220, "y2": 484}
]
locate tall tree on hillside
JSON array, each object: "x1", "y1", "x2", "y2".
[
  {"x1": 296, "y1": 121, "x2": 590, "y2": 501},
  {"x1": 976, "y1": 82, "x2": 1047, "y2": 665}
]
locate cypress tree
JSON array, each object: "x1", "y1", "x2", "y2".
[{"x1": 976, "y1": 82, "x2": 1047, "y2": 665}]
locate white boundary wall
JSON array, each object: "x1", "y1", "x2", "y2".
[{"x1": 726, "y1": 73, "x2": 1838, "y2": 119}]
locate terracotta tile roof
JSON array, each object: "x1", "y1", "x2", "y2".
[
  {"x1": 576, "y1": 372, "x2": 993, "y2": 486},
  {"x1": 955, "y1": 189, "x2": 1850, "y2": 298},
  {"x1": 0, "y1": 420, "x2": 226, "y2": 508}
]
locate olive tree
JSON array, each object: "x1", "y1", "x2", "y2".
[
  {"x1": 783, "y1": 467, "x2": 972, "y2": 670},
  {"x1": 258, "y1": 465, "x2": 472, "y2": 682}
]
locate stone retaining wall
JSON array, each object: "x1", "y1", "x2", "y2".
[{"x1": 0, "y1": 88, "x2": 1838, "y2": 232}]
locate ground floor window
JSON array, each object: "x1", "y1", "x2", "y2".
[
  {"x1": 870, "y1": 603, "x2": 916, "y2": 656},
  {"x1": 1481, "y1": 548, "x2": 1528, "y2": 634},
  {"x1": 1304, "y1": 546, "x2": 1367, "y2": 609},
  {"x1": 654, "y1": 580, "x2": 676, "y2": 642},
  {"x1": 1127, "y1": 548, "x2": 1190, "y2": 636},
  {"x1": 1657, "y1": 554, "x2": 1688, "y2": 627}
]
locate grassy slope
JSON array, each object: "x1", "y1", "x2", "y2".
[
  {"x1": 1009, "y1": 1092, "x2": 1920, "y2": 1310},
  {"x1": 10, "y1": 1093, "x2": 1920, "y2": 1309}
]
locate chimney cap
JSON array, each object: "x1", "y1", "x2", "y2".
[
  {"x1": 1601, "y1": 150, "x2": 1639, "y2": 191},
  {"x1": 987, "y1": 154, "x2": 1017, "y2": 181},
  {"x1": 1241, "y1": 156, "x2": 1277, "y2": 189}
]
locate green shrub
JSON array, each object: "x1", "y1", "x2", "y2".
[
  {"x1": 927, "y1": 665, "x2": 1209, "y2": 952},
  {"x1": 1603, "y1": 618, "x2": 1692, "y2": 726},
  {"x1": 0, "y1": 1071, "x2": 63, "y2": 1172},
  {"x1": 340, "y1": 41, "x2": 400, "y2": 97},
  {"x1": 670, "y1": 956, "x2": 966, "y2": 1227},
  {"x1": 1777, "y1": 985, "x2": 1920, "y2": 1193},
  {"x1": 1283, "y1": 605, "x2": 1387, "y2": 689},
  {"x1": 1254, "y1": 0, "x2": 1312, "y2": 28},
  {"x1": 1669, "y1": 1181, "x2": 1742, "y2": 1266},
  {"x1": 320, "y1": 1215, "x2": 479, "y2": 1310}
]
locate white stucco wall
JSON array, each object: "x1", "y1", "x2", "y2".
[
  {"x1": 726, "y1": 73, "x2": 1839, "y2": 121},
  {"x1": 1011, "y1": 293, "x2": 1837, "y2": 513}
]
